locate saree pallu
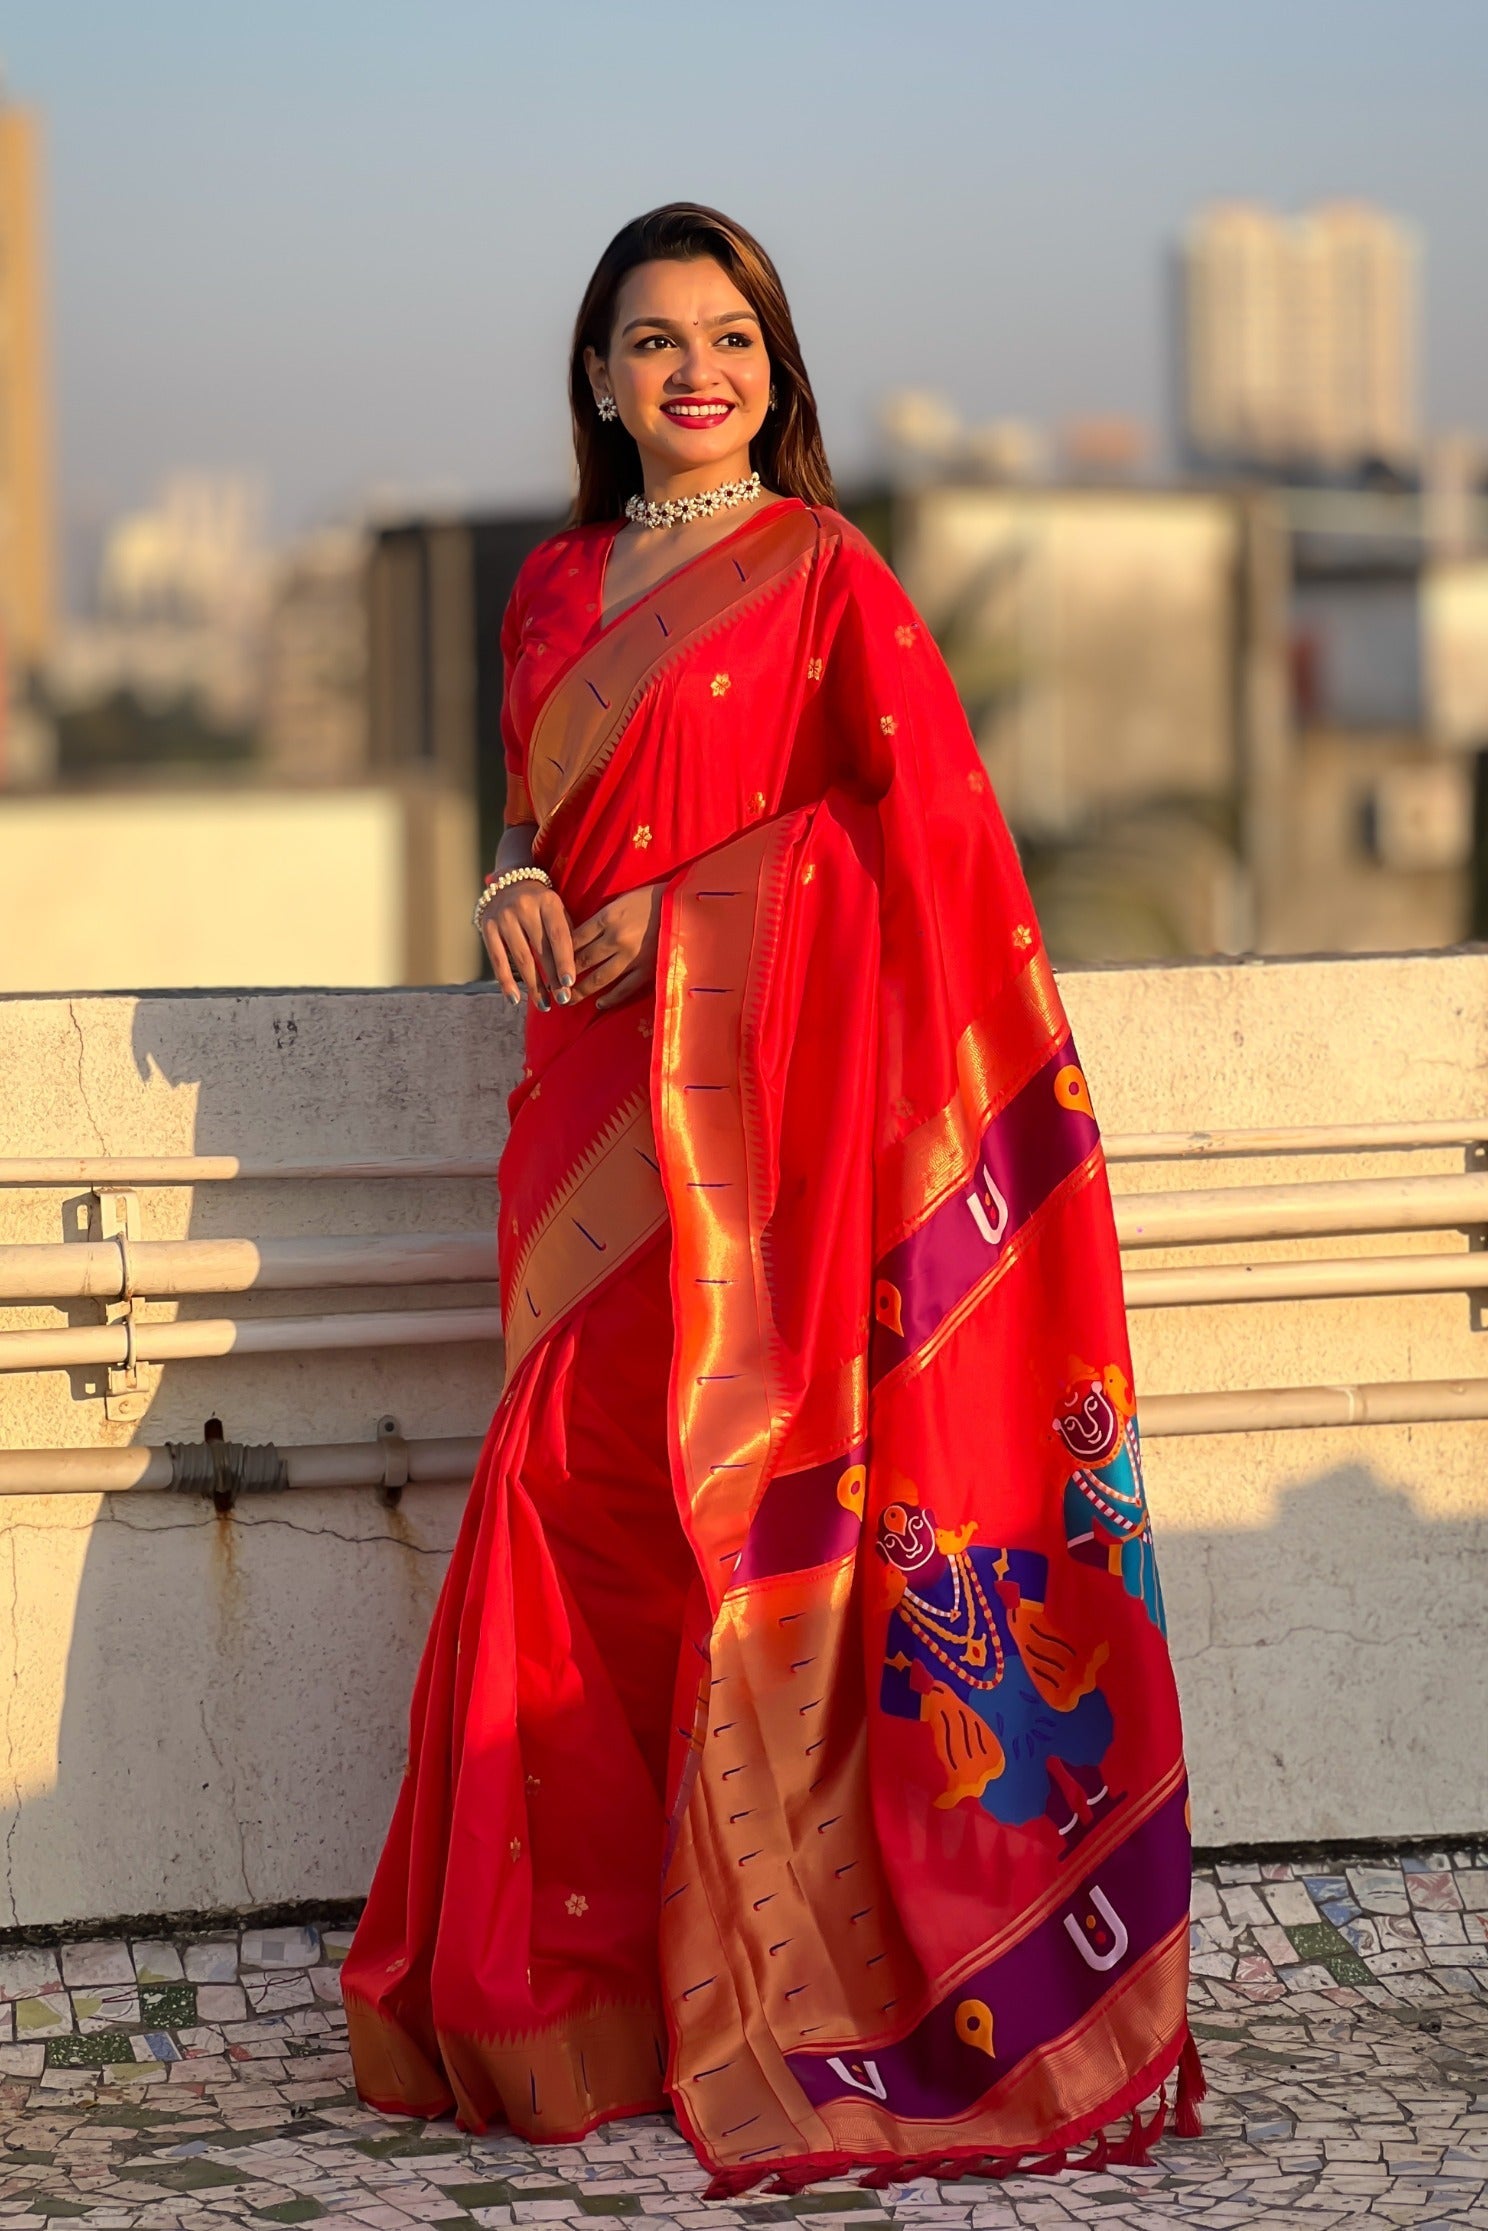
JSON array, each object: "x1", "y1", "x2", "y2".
[{"x1": 343, "y1": 499, "x2": 1200, "y2": 2188}]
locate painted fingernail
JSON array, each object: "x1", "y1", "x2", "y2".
[
  {"x1": 507, "y1": 990, "x2": 522, "y2": 1006},
  {"x1": 560, "y1": 972, "x2": 574, "y2": 987},
  {"x1": 556, "y1": 988, "x2": 571, "y2": 1005},
  {"x1": 535, "y1": 993, "x2": 549, "y2": 1012}
]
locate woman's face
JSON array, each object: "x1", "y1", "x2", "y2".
[{"x1": 587, "y1": 255, "x2": 771, "y2": 488}]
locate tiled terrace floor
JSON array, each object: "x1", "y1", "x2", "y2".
[{"x1": 1, "y1": 1852, "x2": 1486, "y2": 2229}]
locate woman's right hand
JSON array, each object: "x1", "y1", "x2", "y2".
[{"x1": 482, "y1": 881, "x2": 578, "y2": 1011}]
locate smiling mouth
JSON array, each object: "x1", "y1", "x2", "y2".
[{"x1": 660, "y1": 399, "x2": 736, "y2": 426}]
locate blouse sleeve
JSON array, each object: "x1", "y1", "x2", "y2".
[{"x1": 500, "y1": 565, "x2": 536, "y2": 828}]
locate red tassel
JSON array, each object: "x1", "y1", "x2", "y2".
[
  {"x1": 1024, "y1": 2148, "x2": 1070, "y2": 2177},
  {"x1": 970, "y1": 2151, "x2": 1026, "y2": 2182},
  {"x1": 704, "y1": 2168, "x2": 771, "y2": 2200},
  {"x1": 1073, "y1": 2130, "x2": 1109, "y2": 2173},
  {"x1": 1107, "y1": 2084, "x2": 1168, "y2": 2166},
  {"x1": 857, "y1": 2150, "x2": 970, "y2": 2190},
  {"x1": 1175, "y1": 2025, "x2": 1208, "y2": 2139},
  {"x1": 1105, "y1": 2108, "x2": 1145, "y2": 2166},
  {"x1": 923, "y1": 2155, "x2": 971, "y2": 2184},
  {"x1": 765, "y1": 2152, "x2": 851, "y2": 2195}
]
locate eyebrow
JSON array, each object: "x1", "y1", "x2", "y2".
[{"x1": 619, "y1": 309, "x2": 761, "y2": 335}]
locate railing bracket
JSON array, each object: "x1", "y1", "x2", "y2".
[
  {"x1": 376, "y1": 1415, "x2": 409, "y2": 1508},
  {"x1": 89, "y1": 1188, "x2": 145, "y2": 1421}
]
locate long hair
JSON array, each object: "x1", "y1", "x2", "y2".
[{"x1": 568, "y1": 203, "x2": 836, "y2": 525}]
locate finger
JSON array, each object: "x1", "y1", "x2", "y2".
[
  {"x1": 482, "y1": 918, "x2": 522, "y2": 1004},
  {"x1": 594, "y1": 964, "x2": 647, "y2": 1012},
  {"x1": 498, "y1": 913, "x2": 548, "y2": 1008},
  {"x1": 538, "y1": 892, "x2": 578, "y2": 1001},
  {"x1": 569, "y1": 910, "x2": 611, "y2": 956},
  {"x1": 570, "y1": 947, "x2": 632, "y2": 1002},
  {"x1": 571, "y1": 933, "x2": 620, "y2": 984}
]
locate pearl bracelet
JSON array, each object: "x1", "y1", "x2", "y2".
[{"x1": 472, "y1": 865, "x2": 553, "y2": 931}]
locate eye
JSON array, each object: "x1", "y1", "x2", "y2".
[
  {"x1": 717, "y1": 330, "x2": 754, "y2": 348},
  {"x1": 633, "y1": 333, "x2": 676, "y2": 351}
]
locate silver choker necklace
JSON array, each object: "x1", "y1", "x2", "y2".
[{"x1": 624, "y1": 471, "x2": 762, "y2": 531}]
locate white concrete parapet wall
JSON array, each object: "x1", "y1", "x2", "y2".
[{"x1": 0, "y1": 955, "x2": 1485, "y2": 1928}]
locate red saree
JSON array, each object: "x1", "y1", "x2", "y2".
[{"x1": 343, "y1": 498, "x2": 1199, "y2": 2189}]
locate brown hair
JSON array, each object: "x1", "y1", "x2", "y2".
[{"x1": 568, "y1": 202, "x2": 836, "y2": 525}]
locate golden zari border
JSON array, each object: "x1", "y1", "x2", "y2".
[
  {"x1": 770, "y1": 1353, "x2": 868, "y2": 1484},
  {"x1": 525, "y1": 505, "x2": 820, "y2": 832},
  {"x1": 876, "y1": 947, "x2": 1068, "y2": 1256},
  {"x1": 657, "y1": 819, "x2": 794, "y2": 1602},
  {"x1": 502, "y1": 1090, "x2": 667, "y2": 1378},
  {"x1": 346, "y1": 1991, "x2": 667, "y2": 2143},
  {"x1": 343, "y1": 1991, "x2": 454, "y2": 2123},
  {"x1": 663, "y1": 1559, "x2": 916, "y2": 2168},
  {"x1": 864, "y1": 1753, "x2": 1192, "y2": 2042},
  {"x1": 872, "y1": 1148, "x2": 1105, "y2": 1403},
  {"x1": 804, "y1": 1927, "x2": 1190, "y2": 2162}
]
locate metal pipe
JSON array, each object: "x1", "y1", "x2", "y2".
[
  {"x1": 0, "y1": 1156, "x2": 498, "y2": 1186},
  {"x1": 1122, "y1": 1249, "x2": 1486, "y2": 1308},
  {"x1": 0, "y1": 1115, "x2": 1483, "y2": 1187},
  {"x1": 0, "y1": 1377, "x2": 1485, "y2": 1495},
  {"x1": 1113, "y1": 1171, "x2": 1488, "y2": 1249},
  {"x1": 1140, "y1": 1377, "x2": 1488, "y2": 1437},
  {"x1": 0, "y1": 1436, "x2": 486, "y2": 1497},
  {"x1": 0, "y1": 1306, "x2": 504, "y2": 1372},
  {"x1": 1106, "y1": 1118, "x2": 1488, "y2": 1163},
  {"x1": 2, "y1": 1172, "x2": 1485, "y2": 1306},
  {"x1": 0, "y1": 1231, "x2": 499, "y2": 1302}
]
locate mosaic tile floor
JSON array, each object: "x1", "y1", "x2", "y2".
[{"x1": 1, "y1": 1852, "x2": 1486, "y2": 2228}]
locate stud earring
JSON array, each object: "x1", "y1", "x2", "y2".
[{"x1": 596, "y1": 393, "x2": 618, "y2": 423}]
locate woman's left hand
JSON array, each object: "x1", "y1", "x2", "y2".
[{"x1": 569, "y1": 882, "x2": 664, "y2": 1011}]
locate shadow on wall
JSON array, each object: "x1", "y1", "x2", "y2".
[
  {"x1": 17, "y1": 1443, "x2": 1488, "y2": 1928},
  {"x1": 1157, "y1": 1459, "x2": 1488, "y2": 1849},
  {"x1": 0, "y1": 995, "x2": 510, "y2": 1931}
]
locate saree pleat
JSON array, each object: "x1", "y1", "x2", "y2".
[{"x1": 344, "y1": 499, "x2": 1196, "y2": 2180}]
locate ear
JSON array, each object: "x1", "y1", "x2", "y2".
[{"x1": 583, "y1": 344, "x2": 607, "y2": 385}]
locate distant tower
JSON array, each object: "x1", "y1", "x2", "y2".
[
  {"x1": 1180, "y1": 201, "x2": 1417, "y2": 477},
  {"x1": 0, "y1": 91, "x2": 55, "y2": 681}
]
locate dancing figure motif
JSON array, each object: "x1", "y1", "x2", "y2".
[
  {"x1": 876, "y1": 1498, "x2": 1118, "y2": 1854},
  {"x1": 1056, "y1": 1363, "x2": 1167, "y2": 1635}
]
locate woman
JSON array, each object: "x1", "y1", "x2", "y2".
[{"x1": 343, "y1": 203, "x2": 1200, "y2": 2192}]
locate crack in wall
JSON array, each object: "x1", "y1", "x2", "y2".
[
  {"x1": 64, "y1": 1001, "x2": 108, "y2": 1153},
  {"x1": 103, "y1": 1504, "x2": 448, "y2": 1554},
  {"x1": 196, "y1": 1695, "x2": 253, "y2": 1906},
  {"x1": 2, "y1": 1535, "x2": 21, "y2": 1925},
  {"x1": 1191, "y1": 1623, "x2": 1430, "y2": 1653}
]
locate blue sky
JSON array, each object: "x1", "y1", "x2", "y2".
[{"x1": 7, "y1": 0, "x2": 1487, "y2": 563}]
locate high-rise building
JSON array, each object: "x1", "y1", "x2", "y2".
[
  {"x1": 0, "y1": 95, "x2": 54, "y2": 679},
  {"x1": 1180, "y1": 201, "x2": 1417, "y2": 477}
]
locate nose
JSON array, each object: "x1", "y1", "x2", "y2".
[{"x1": 666, "y1": 336, "x2": 716, "y2": 390}]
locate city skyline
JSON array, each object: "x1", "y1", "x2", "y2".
[
  {"x1": 5, "y1": 0, "x2": 1487, "y2": 567},
  {"x1": 1181, "y1": 201, "x2": 1418, "y2": 474}
]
